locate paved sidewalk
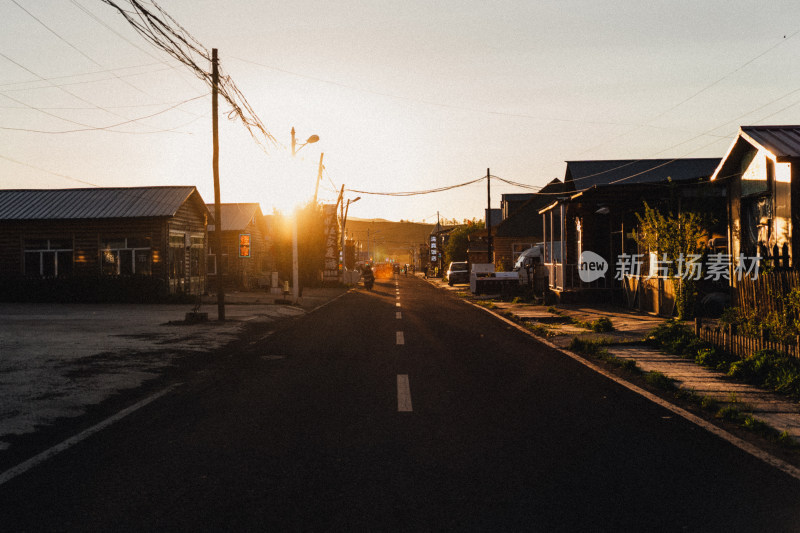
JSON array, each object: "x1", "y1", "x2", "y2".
[
  {"x1": 426, "y1": 275, "x2": 800, "y2": 442},
  {"x1": 609, "y1": 346, "x2": 800, "y2": 441}
]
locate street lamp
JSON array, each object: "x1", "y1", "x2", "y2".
[
  {"x1": 291, "y1": 127, "x2": 319, "y2": 156},
  {"x1": 290, "y1": 127, "x2": 319, "y2": 303},
  {"x1": 341, "y1": 196, "x2": 361, "y2": 280}
]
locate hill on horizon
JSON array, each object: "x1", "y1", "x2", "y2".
[{"x1": 345, "y1": 218, "x2": 435, "y2": 263}]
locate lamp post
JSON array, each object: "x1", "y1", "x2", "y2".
[
  {"x1": 341, "y1": 196, "x2": 361, "y2": 280},
  {"x1": 290, "y1": 127, "x2": 319, "y2": 303},
  {"x1": 291, "y1": 127, "x2": 318, "y2": 156}
]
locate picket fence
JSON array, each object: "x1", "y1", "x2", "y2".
[
  {"x1": 696, "y1": 322, "x2": 800, "y2": 360},
  {"x1": 733, "y1": 269, "x2": 800, "y2": 316}
]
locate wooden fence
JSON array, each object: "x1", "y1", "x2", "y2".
[
  {"x1": 697, "y1": 322, "x2": 800, "y2": 360},
  {"x1": 733, "y1": 269, "x2": 800, "y2": 316}
]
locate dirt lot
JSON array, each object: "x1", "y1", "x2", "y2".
[{"x1": 0, "y1": 288, "x2": 345, "y2": 452}]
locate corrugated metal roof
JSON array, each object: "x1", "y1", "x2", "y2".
[
  {"x1": 565, "y1": 158, "x2": 720, "y2": 190},
  {"x1": 0, "y1": 186, "x2": 200, "y2": 220},
  {"x1": 740, "y1": 126, "x2": 800, "y2": 159},
  {"x1": 206, "y1": 203, "x2": 262, "y2": 232}
]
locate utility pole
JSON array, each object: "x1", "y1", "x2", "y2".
[
  {"x1": 486, "y1": 168, "x2": 493, "y2": 264},
  {"x1": 437, "y1": 211, "x2": 441, "y2": 276},
  {"x1": 288, "y1": 127, "x2": 319, "y2": 303},
  {"x1": 339, "y1": 185, "x2": 345, "y2": 276},
  {"x1": 312, "y1": 152, "x2": 324, "y2": 205},
  {"x1": 212, "y1": 48, "x2": 225, "y2": 321}
]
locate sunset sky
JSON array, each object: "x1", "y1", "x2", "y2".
[{"x1": 4, "y1": 1, "x2": 800, "y2": 223}]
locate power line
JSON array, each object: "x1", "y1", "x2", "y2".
[
  {"x1": 0, "y1": 61, "x2": 166, "y2": 89},
  {"x1": 0, "y1": 51, "x2": 199, "y2": 131},
  {"x1": 347, "y1": 176, "x2": 485, "y2": 197},
  {"x1": 0, "y1": 93, "x2": 207, "y2": 134},
  {"x1": 68, "y1": 0, "x2": 202, "y2": 96},
  {"x1": 576, "y1": 30, "x2": 800, "y2": 157},
  {"x1": 10, "y1": 0, "x2": 159, "y2": 101},
  {"x1": 230, "y1": 55, "x2": 717, "y2": 132},
  {"x1": 100, "y1": 0, "x2": 279, "y2": 153}
]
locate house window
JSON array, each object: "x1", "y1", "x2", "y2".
[
  {"x1": 101, "y1": 237, "x2": 152, "y2": 275},
  {"x1": 189, "y1": 237, "x2": 204, "y2": 277},
  {"x1": 24, "y1": 238, "x2": 73, "y2": 277},
  {"x1": 168, "y1": 234, "x2": 186, "y2": 280}
]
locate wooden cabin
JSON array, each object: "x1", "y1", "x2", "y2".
[
  {"x1": 710, "y1": 126, "x2": 800, "y2": 281},
  {"x1": 0, "y1": 186, "x2": 210, "y2": 300},
  {"x1": 206, "y1": 203, "x2": 272, "y2": 290}
]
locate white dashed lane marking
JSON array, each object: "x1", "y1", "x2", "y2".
[
  {"x1": 396, "y1": 312, "x2": 402, "y2": 319},
  {"x1": 396, "y1": 331, "x2": 404, "y2": 345},
  {"x1": 397, "y1": 375, "x2": 413, "y2": 412}
]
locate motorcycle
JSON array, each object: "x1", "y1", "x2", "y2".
[
  {"x1": 362, "y1": 268, "x2": 375, "y2": 290},
  {"x1": 363, "y1": 273, "x2": 375, "y2": 290}
]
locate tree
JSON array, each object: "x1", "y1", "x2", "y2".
[
  {"x1": 635, "y1": 202, "x2": 710, "y2": 319},
  {"x1": 443, "y1": 219, "x2": 485, "y2": 267}
]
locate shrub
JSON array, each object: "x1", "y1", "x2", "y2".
[
  {"x1": 525, "y1": 323, "x2": 551, "y2": 337},
  {"x1": 727, "y1": 349, "x2": 800, "y2": 400},
  {"x1": 694, "y1": 347, "x2": 737, "y2": 371},
  {"x1": 716, "y1": 405, "x2": 742, "y2": 421},
  {"x1": 700, "y1": 396, "x2": 719, "y2": 411},
  {"x1": 742, "y1": 415, "x2": 770, "y2": 433},
  {"x1": 646, "y1": 320, "x2": 707, "y2": 356},
  {"x1": 591, "y1": 317, "x2": 615, "y2": 332},
  {"x1": 618, "y1": 358, "x2": 639, "y2": 373},
  {"x1": 645, "y1": 371, "x2": 677, "y2": 391},
  {"x1": 569, "y1": 337, "x2": 609, "y2": 357}
]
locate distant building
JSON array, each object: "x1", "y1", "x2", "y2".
[
  {"x1": 500, "y1": 193, "x2": 538, "y2": 221},
  {"x1": 206, "y1": 203, "x2": 272, "y2": 290},
  {"x1": 493, "y1": 179, "x2": 565, "y2": 270},
  {"x1": 0, "y1": 186, "x2": 210, "y2": 301},
  {"x1": 485, "y1": 208, "x2": 502, "y2": 228}
]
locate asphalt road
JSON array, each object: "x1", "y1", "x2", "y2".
[{"x1": 2, "y1": 275, "x2": 800, "y2": 531}]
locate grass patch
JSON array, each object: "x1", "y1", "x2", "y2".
[
  {"x1": 715, "y1": 405, "x2": 743, "y2": 421},
  {"x1": 700, "y1": 395, "x2": 719, "y2": 412},
  {"x1": 569, "y1": 337, "x2": 610, "y2": 356},
  {"x1": 742, "y1": 415, "x2": 770, "y2": 433},
  {"x1": 574, "y1": 317, "x2": 616, "y2": 332},
  {"x1": 615, "y1": 357, "x2": 640, "y2": 373},
  {"x1": 590, "y1": 317, "x2": 615, "y2": 332},
  {"x1": 569, "y1": 337, "x2": 640, "y2": 373},
  {"x1": 475, "y1": 300, "x2": 497, "y2": 309},
  {"x1": 778, "y1": 431, "x2": 800, "y2": 448},
  {"x1": 727, "y1": 349, "x2": 800, "y2": 399},
  {"x1": 644, "y1": 371, "x2": 677, "y2": 392},
  {"x1": 646, "y1": 320, "x2": 708, "y2": 356},
  {"x1": 547, "y1": 306, "x2": 560, "y2": 315},
  {"x1": 525, "y1": 322, "x2": 552, "y2": 337}
]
